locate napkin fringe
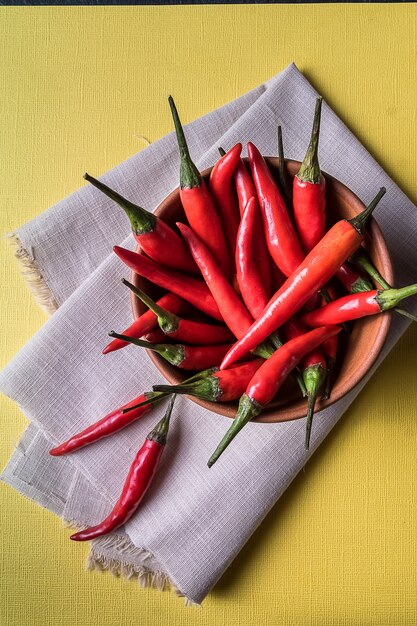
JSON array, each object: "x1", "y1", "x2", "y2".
[
  {"x1": 85, "y1": 534, "x2": 199, "y2": 606},
  {"x1": 7, "y1": 233, "x2": 59, "y2": 315}
]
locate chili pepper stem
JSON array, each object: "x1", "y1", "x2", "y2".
[
  {"x1": 84, "y1": 173, "x2": 155, "y2": 234},
  {"x1": 147, "y1": 395, "x2": 175, "y2": 444},
  {"x1": 122, "y1": 278, "x2": 178, "y2": 333},
  {"x1": 153, "y1": 376, "x2": 221, "y2": 403},
  {"x1": 168, "y1": 96, "x2": 200, "y2": 188},
  {"x1": 297, "y1": 97, "x2": 323, "y2": 184},
  {"x1": 108, "y1": 331, "x2": 185, "y2": 366},
  {"x1": 350, "y1": 249, "x2": 417, "y2": 322},
  {"x1": 376, "y1": 284, "x2": 417, "y2": 311},
  {"x1": 349, "y1": 188, "x2": 386, "y2": 234},
  {"x1": 303, "y1": 364, "x2": 327, "y2": 450},
  {"x1": 121, "y1": 391, "x2": 167, "y2": 414},
  {"x1": 207, "y1": 394, "x2": 262, "y2": 467}
]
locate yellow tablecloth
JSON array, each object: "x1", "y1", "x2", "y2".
[{"x1": 1, "y1": 5, "x2": 416, "y2": 625}]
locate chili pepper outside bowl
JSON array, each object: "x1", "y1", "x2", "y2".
[{"x1": 131, "y1": 158, "x2": 392, "y2": 423}]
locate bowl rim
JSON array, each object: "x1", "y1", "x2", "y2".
[{"x1": 130, "y1": 157, "x2": 393, "y2": 423}]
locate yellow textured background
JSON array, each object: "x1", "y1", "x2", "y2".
[{"x1": 1, "y1": 5, "x2": 417, "y2": 625}]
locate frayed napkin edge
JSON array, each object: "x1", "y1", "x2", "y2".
[{"x1": 6, "y1": 233, "x2": 59, "y2": 315}]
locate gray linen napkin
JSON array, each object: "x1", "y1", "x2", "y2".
[{"x1": 2, "y1": 63, "x2": 417, "y2": 603}]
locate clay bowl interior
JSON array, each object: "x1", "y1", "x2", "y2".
[{"x1": 131, "y1": 158, "x2": 392, "y2": 423}]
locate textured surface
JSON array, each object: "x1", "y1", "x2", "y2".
[{"x1": 1, "y1": 4, "x2": 417, "y2": 624}]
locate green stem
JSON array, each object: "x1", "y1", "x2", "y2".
[
  {"x1": 348, "y1": 187, "x2": 386, "y2": 235},
  {"x1": 147, "y1": 395, "x2": 175, "y2": 445},
  {"x1": 207, "y1": 394, "x2": 262, "y2": 467},
  {"x1": 218, "y1": 147, "x2": 226, "y2": 157},
  {"x1": 84, "y1": 173, "x2": 156, "y2": 234},
  {"x1": 303, "y1": 364, "x2": 327, "y2": 450},
  {"x1": 376, "y1": 284, "x2": 417, "y2": 311},
  {"x1": 108, "y1": 332, "x2": 185, "y2": 366},
  {"x1": 323, "y1": 357, "x2": 336, "y2": 401},
  {"x1": 121, "y1": 391, "x2": 167, "y2": 414},
  {"x1": 297, "y1": 97, "x2": 323, "y2": 184},
  {"x1": 168, "y1": 96, "x2": 201, "y2": 189},
  {"x1": 122, "y1": 278, "x2": 179, "y2": 334},
  {"x1": 153, "y1": 375, "x2": 221, "y2": 403}
]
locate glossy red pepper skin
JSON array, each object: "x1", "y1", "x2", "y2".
[
  {"x1": 153, "y1": 359, "x2": 264, "y2": 403},
  {"x1": 236, "y1": 197, "x2": 269, "y2": 319},
  {"x1": 220, "y1": 187, "x2": 386, "y2": 370},
  {"x1": 284, "y1": 319, "x2": 326, "y2": 372},
  {"x1": 208, "y1": 326, "x2": 341, "y2": 466},
  {"x1": 168, "y1": 96, "x2": 230, "y2": 276},
  {"x1": 302, "y1": 290, "x2": 381, "y2": 326},
  {"x1": 247, "y1": 142, "x2": 305, "y2": 278},
  {"x1": 84, "y1": 173, "x2": 197, "y2": 275},
  {"x1": 209, "y1": 144, "x2": 242, "y2": 261},
  {"x1": 234, "y1": 158, "x2": 271, "y2": 295},
  {"x1": 49, "y1": 392, "x2": 163, "y2": 456},
  {"x1": 113, "y1": 246, "x2": 222, "y2": 321},
  {"x1": 176, "y1": 222, "x2": 254, "y2": 339},
  {"x1": 293, "y1": 178, "x2": 326, "y2": 252},
  {"x1": 102, "y1": 292, "x2": 185, "y2": 355},
  {"x1": 70, "y1": 398, "x2": 174, "y2": 542}
]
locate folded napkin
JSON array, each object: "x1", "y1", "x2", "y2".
[{"x1": 2, "y1": 63, "x2": 417, "y2": 604}]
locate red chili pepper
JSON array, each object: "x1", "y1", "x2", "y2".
[
  {"x1": 284, "y1": 319, "x2": 327, "y2": 449},
  {"x1": 210, "y1": 144, "x2": 241, "y2": 259},
  {"x1": 49, "y1": 391, "x2": 164, "y2": 456},
  {"x1": 153, "y1": 359, "x2": 264, "y2": 403},
  {"x1": 108, "y1": 331, "x2": 233, "y2": 370},
  {"x1": 335, "y1": 262, "x2": 373, "y2": 294},
  {"x1": 168, "y1": 96, "x2": 230, "y2": 276},
  {"x1": 176, "y1": 222, "x2": 273, "y2": 360},
  {"x1": 113, "y1": 246, "x2": 222, "y2": 321},
  {"x1": 123, "y1": 279, "x2": 234, "y2": 345},
  {"x1": 302, "y1": 283, "x2": 417, "y2": 327},
  {"x1": 247, "y1": 141, "x2": 305, "y2": 278},
  {"x1": 70, "y1": 396, "x2": 176, "y2": 541},
  {"x1": 208, "y1": 326, "x2": 341, "y2": 466},
  {"x1": 84, "y1": 173, "x2": 197, "y2": 275},
  {"x1": 293, "y1": 98, "x2": 326, "y2": 253},
  {"x1": 234, "y1": 157, "x2": 272, "y2": 295},
  {"x1": 236, "y1": 197, "x2": 269, "y2": 319},
  {"x1": 102, "y1": 292, "x2": 185, "y2": 355},
  {"x1": 220, "y1": 187, "x2": 386, "y2": 370}
]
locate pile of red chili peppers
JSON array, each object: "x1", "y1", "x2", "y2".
[{"x1": 51, "y1": 96, "x2": 417, "y2": 542}]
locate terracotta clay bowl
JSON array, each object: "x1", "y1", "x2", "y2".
[{"x1": 131, "y1": 158, "x2": 392, "y2": 423}]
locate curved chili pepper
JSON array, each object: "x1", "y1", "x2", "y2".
[
  {"x1": 284, "y1": 319, "x2": 327, "y2": 449},
  {"x1": 209, "y1": 144, "x2": 241, "y2": 259},
  {"x1": 70, "y1": 396, "x2": 176, "y2": 541},
  {"x1": 49, "y1": 391, "x2": 165, "y2": 456},
  {"x1": 176, "y1": 222, "x2": 273, "y2": 360},
  {"x1": 247, "y1": 141, "x2": 305, "y2": 278},
  {"x1": 335, "y1": 262, "x2": 373, "y2": 294},
  {"x1": 84, "y1": 174, "x2": 197, "y2": 275},
  {"x1": 208, "y1": 326, "x2": 341, "y2": 466},
  {"x1": 108, "y1": 332, "x2": 233, "y2": 370},
  {"x1": 350, "y1": 247, "x2": 417, "y2": 323},
  {"x1": 113, "y1": 246, "x2": 222, "y2": 321},
  {"x1": 293, "y1": 98, "x2": 326, "y2": 253},
  {"x1": 102, "y1": 292, "x2": 186, "y2": 355},
  {"x1": 123, "y1": 279, "x2": 234, "y2": 345},
  {"x1": 168, "y1": 96, "x2": 229, "y2": 276},
  {"x1": 234, "y1": 157, "x2": 271, "y2": 295},
  {"x1": 220, "y1": 187, "x2": 386, "y2": 370},
  {"x1": 235, "y1": 197, "x2": 269, "y2": 319},
  {"x1": 153, "y1": 359, "x2": 264, "y2": 403},
  {"x1": 302, "y1": 283, "x2": 417, "y2": 327}
]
